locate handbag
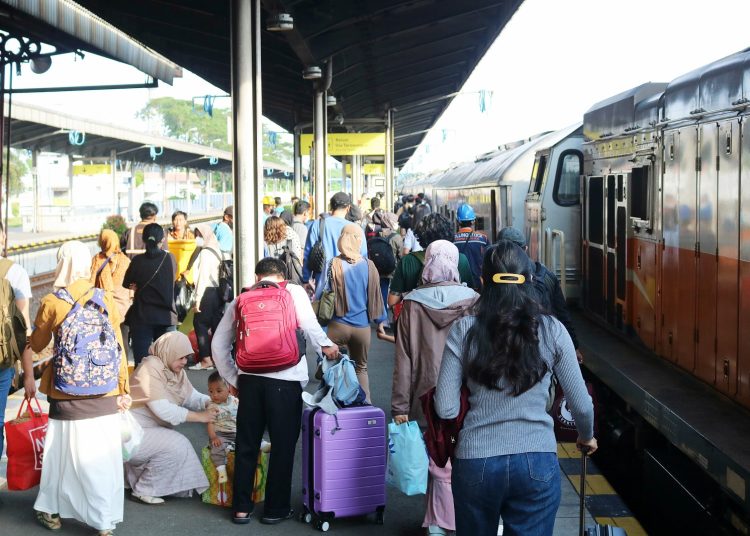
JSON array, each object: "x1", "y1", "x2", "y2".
[
  {"x1": 312, "y1": 260, "x2": 335, "y2": 326},
  {"x1": 419, "y1": 383, "x2": 470, "y2": 468},
  {"x1": 120, "y1": 410, "x2": 144, "y2": 462},
  {"x1": 386, "y1": 420, "x2": 429, "y2": 496},
  {"x1": 306, "y1": 216, "x2": 327, "y2": 274},
  {"x1": 174, "y1": 275, "x2": 194, "y2": 323},
  {"x1": 4, "y1": 397, "x2": 49, "y2": 490}
]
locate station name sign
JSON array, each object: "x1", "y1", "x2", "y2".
[
  {"x1": 300, "y1": 133, "x2": 386, "y2": 156},
  {"x1": 72, "y1": 164, "x2": 112, "y2": 175}
]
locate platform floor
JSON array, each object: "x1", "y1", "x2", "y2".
[{"x1": 1, "y1": 331, "x2": 643, "y2": 535}]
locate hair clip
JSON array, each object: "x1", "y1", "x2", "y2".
[{"x1": 492, "y1": 273, "x2": 525, "y2": 284}]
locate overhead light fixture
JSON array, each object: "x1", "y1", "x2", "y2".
[
  {"x1": 30, "y1": 55, "x2": 52, "y2": 74},
  {"x1": 302, "y1": 66, "x2": 322, "y2": 80},
  {"x1": 267, "y1": 13, "x2": 294, "y2": 31},
  {"x1": 326, "y1": 94, "x2": 337, "y2": 107}
]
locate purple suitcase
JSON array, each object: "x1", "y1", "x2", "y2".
[{"x1": 301, "y1": 406, "x2": 387, "y2": 531}]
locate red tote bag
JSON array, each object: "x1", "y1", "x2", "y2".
[{"x1": 4, "y1": 397, "x2": 48, "y2": 490}]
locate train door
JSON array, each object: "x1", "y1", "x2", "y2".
[
  {"x1": 606, "y1": 173, "x2": 627, "y2": 328},
  {"x1": 669, "y1": 126, "x2": 698, "y2": 373},
  {"x1": 695, "y1": 123, "x2": 719, "y2": 386},
  {"x1": 660, "y1": 130, "x2": 679, "y2": 363},
  {"x1": 714, "y1": 119, "x2": 740, "y2": 397},
  {"x1": 543, "y1": 147, "x2": 583, "y2": 300},
  {"x1": 584, "y1": 175, "x2": 605, "y2": 316},
  {"x1": 629, "y1": 165, "x2": 658, "y2": 352},
  {"x1": 526, "y1": 152, "x2": 549, "y2": 262},
  {"x1": 738, "y1": 118, "x2": 750, "y2": 406}
]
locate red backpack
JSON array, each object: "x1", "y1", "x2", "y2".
[{"x1": 235, "y1": 280, "x2": 303, "y2": 373}]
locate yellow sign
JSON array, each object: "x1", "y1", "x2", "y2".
[
  {"x1": 300, "y1": 133, "x2": 386, "y2": 156},
  {"x1": 72, "y1": 164, "x2": 112, "y2": 175},
  {"x1": 345, "y1": 163, "x2": 386, "y2": 175}
]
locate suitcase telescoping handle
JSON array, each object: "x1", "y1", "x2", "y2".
[{"x1": 579, "y1": 446, "x2": 591, "y2": 536}]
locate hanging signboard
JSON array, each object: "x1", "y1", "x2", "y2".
[
  {"x1": 345, "y1": 163, "x2": 386, "y2": 175},
  {"x1": 72, "y1": 164, "x2": 112, "y2": 175},
  {"x1": 300, "y1": 133, "x2": 386, "y2": 156}
]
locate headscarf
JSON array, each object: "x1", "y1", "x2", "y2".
[
  {"x1": 331, "y1": 224, "x2": 383, "y2": 319},
  {"x1": 128, "y1": 331, "x2": 195, "y2": 423},
  {"x1": 421, "y1": 240, "x2": 460, "y2": 284},
  {"x1": 90, "y1": 229, "x2": 130, "y2": 292},
  {"x1": 194, "y1": 223, "x2": 221, "y2": 252},
  {"x1": 337, "y1": 223, "x2": 364, "y2": 264},
  {"x1": 379, "y1": 211, "x2": 399, "y2": 231},
  {"x1": 54, "y1": 240, "x2": 93, "y2": 289}
]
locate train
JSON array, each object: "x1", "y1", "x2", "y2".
[{"x1": 401, "y1": 47, "x2": 750, "y2": 533}]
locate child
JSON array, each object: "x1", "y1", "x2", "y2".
[
  {"x1": 207, "y1": 372, "x2": 239, "y2": 484},
  {"x1": 207, "y1": 372, "x2": 271, "y2": 484}
]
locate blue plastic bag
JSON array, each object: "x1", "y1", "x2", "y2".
[{"x1": 386, "y1": 420, "x2": 428, "y2": 496}]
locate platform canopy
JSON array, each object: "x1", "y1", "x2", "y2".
[{"x1": 69, "y1": 0, "x2": 524, "y2": 167}]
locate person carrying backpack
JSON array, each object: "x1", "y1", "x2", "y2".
[
  {"x1": 367, "y1": 212, "x2": 402, "y2": 329},
  {"x1": 211, "y1": 257, "x2": 339, "y2": 526},
  {"x1": 0, "y1": 222, "x2": 31, "y2": 463},
  {"x1": 264, "y1": 215, "x2": 303, "y2": 284},
  {"x1": 189, "y1": 223, "x2": 226, "y2": 371},
  {"x1": 20, "y1": 240, "x2": 130, "y2": 536},
  {"x1": 388, "y1": 214, "x2": 475, "y2": 310},
  {"x1": 453, "y1": 204, "x2": 488, "y2": 290}
]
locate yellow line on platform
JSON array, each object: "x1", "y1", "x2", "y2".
[
  {"x1": 568, "y1": 474, "x2": 616, "y2": 495},
  {"x1": 596, "y1": 516, "x2": 648, "y2": 535}
]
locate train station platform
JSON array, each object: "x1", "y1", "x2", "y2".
[{"x1": 0, "y1": 332, "x2": 639, "y2": 535}]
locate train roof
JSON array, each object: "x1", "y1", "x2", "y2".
[
  {"x1": 433, "y1": 124, "x2": 582, "y2": 189},
  {"x1": 583, "y1": 83, "x2": 668, "y2": 142},
  {"x1": 584, "y1": 47, "x2": 750, "y2": 141}
]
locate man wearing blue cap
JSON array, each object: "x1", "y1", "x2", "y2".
[{"x1": 453, "y1": 204, "x2": 488, "y2": 289}]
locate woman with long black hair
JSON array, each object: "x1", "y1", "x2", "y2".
[
  {"x1": 435, "y1": 240, "x2": 596, "y2": 536},
  {"x1": 123, "y1": 223, "x2": 177, "y2": 366}
]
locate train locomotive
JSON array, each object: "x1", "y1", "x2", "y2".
[{"x1": 402, "y1": 47, "x2": 750, "y2": 532}]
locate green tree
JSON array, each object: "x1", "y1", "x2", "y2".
[
  {"x1": 6, "y1": 149, "x2": 28, "y2": 196},
  {"x1": 262, "y1": 126, "x2": 293, "y2": 168},
  {"x1": 137, "y1": 97, "x2": 231, "y2": 150}
]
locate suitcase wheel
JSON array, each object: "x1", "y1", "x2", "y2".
[
  {"x1": 314, "y1": 519, "x2": 330, "y2": 532},
  {"x1": 375, "y1": 510, "x2": 384, "y2": 525}
]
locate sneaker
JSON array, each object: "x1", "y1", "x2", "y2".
[
  {"x1": 260, "y1": 440, "x2": 271, "y2": 453},
  {"x1": 216, "y1": 465, "x2": 228, "y2": 484},
  {"x1": 131, "y1": 494, "x2": 165, "y2": 505},
  {"x1": 188, "y1": 363, "x2": 214, "y2": 371},
  {"x1": 260, "y1": 509, "x2": 295, "y2": 525},
  {"x1": 232, "y1": 511, "x2": 253, "y2": 524}
]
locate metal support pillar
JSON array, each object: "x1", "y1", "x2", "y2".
[
  {"x1": 31, "y1": 149, "x2": 39, "y2": 233},
  {"x1": 231, "y1": 0, "x2": 264, "y2": 288},
  {"x1": 185, "y1": 167, "x2": 191, "y2": 214},
  {"x1": 351, "y1": 155, "x2": 363, "y2": 204},
  {"x1": 313, "y1": 89, "x2": 327, "y2": 215},
  {"x1": 385, "y1": 109, "x2": 394, "y2": 211},
  {"x1": 293, "y1": 127, "x2": 302, "y2": 200},
  {"x1": 111, "y1": 149, "x2": 118, "y2": 216}
]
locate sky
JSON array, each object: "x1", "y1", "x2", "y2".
[{"x1": 10, "y1": 0, "x2": 750, "y2": 173}]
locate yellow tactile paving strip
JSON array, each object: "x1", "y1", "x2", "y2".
[{"x1": 557, "y1": 442, "x2": 648, "y2": 535}]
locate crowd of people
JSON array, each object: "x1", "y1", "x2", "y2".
[{"x1": 0, "y1": 191, "x2": 596, "y2": 536}]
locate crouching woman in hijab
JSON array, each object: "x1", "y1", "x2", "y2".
[
  {"x1": 391, "y1": 240, "x2": 478, "y2": 536},
  {"x1": 327, "y1": 224, "x2": 385, "y2": 401},
  {"x1": 125, "y1": 331, "x2": 218, "y2": 505},
  {"x1": 21, "y1": 241, "x2": 130, "y2": 536}
]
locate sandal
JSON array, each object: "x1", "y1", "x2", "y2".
[
  {"x1": 232, "y1": 511, "x2": 253, "y2": 524},
  {"x1": 35, "y1": 511, "x2": 62, "y2": 531}
]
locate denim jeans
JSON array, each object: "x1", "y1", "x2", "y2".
[
  {"x1": 130, "y1": 324, "x2": 177, "y2": 366},
  {"x1": 452, "y1": 452, "x2": 561, "y2": 536},
  {"x1": 0, "y1": 366, "x2": 15, "y2": 457}
]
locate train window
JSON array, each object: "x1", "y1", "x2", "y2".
[
  {"x1": 631, "y1": 167, "x2": 650, "y2": 221},
  {"x1": 553, "y1": 150, "x2": 583, "y2": 206},
  {"x1": 530, "y1": 155, "x2": 548, "y2": 193}
]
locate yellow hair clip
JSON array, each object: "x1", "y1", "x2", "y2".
[{"x1": 492, "y1": 273, "x2": 526, "y2": 284}]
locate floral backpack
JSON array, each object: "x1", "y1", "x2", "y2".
[{"x1": 53, "y1": 287, "x2": 121, "y2": 396}]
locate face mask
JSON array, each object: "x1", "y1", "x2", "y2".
[{"x1": 196, "y1": 237, "x2": 204, "y2": 247}]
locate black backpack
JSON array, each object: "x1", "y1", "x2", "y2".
[
  {"x1": 205, "y1": 248, "x2": 234, "y2": 303},
  {"x1": 367, "y1": 236, "x2": 397, "y2": 276},
  {"x1": 306, "y1": 216, "x2": 326, "y2": 274},
  {"x1": 275, "y1": 240, "x2": 303, "y2": 285}
]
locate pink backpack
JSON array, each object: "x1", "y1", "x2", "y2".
[{"x1": 235, "y1": 280, "x2": 303, "y2": 373}]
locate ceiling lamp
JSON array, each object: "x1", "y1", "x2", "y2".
[
  {"x1": 302, "y1": 66, "x2": 322, "y2": 80},
  {"x1": 326, "y1": 94, "x2": 337, "y2": 107},
  {"x1": 267, "y1": 12, "x2": 294, "y2": 31},
  {"x1": 30, "y1": 55, "x2": 52, "y2": 74}
]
